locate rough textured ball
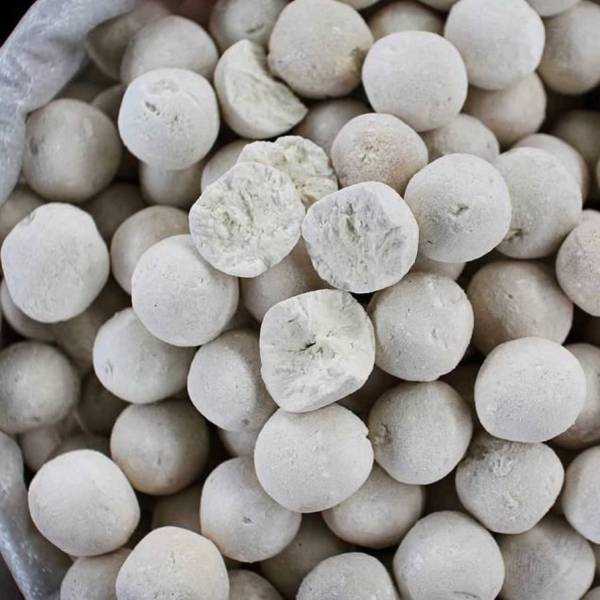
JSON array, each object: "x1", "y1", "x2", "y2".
[
  {"x1": 539, "y1": 2, "x2": 600, "y2": 95},
  {"x1": 116, "y1": 527, "x2": 229, "y2": 600},
  {"x1": 118, "y1": 68, "x2": 219, "y2": 170},
  {"x1": 331, "y1": 113, "x2": 428, "y2": 194},
  {"x1": 28, "y1": 450, "x2": 139, "y2": 557},
  {"x1": 77, "y1": 374, "x2": 127, "y2": 436},
  {"x1": 368, "y1": 1, "x2": 444, "y2": 39},
  {"x1": 0, "y1": 185, "x2": 43, "y2": 245},
  {"x1": 254, "y1": 405, "x2": 373, "y2": 512},
  {"x1": 467, "y1": 260, "x2": 573, "y2": 354},
  {"x1": 369, "y1": 272, "x2": 473, "y2": 381},
  {"x1": 139, "y1": 161, "x2": 203, "y2": 209},
  {"x1": 200, "y1": 457, "x2": 301, "y2": 562},
  {"x1": 22, "y1": 99, "x2": 121, "y2": 203},
  {"x1": 456, "y1": 432, "x2": 564, "y2": 534},
  {"x1": 405, "y1": 153, "x2": 511, "y2": 262},
  {"x1": 527, "y1": 0, "x2": 580, "y2": 16},
  {"x1": 303, "y1": 182, "x2": 419, "y2": 293},
  {"x1": 259, "y1": 290, "x2": 375, "y2": 412},
  {"x1": 0, "y1": 342, "x2": 79, "y2": 434},
  {"x1": 369, "y1": 381, "x2": 473, "y2": 484},
  {"x1": 268, "y1": 0, "x2": 373, "y2": 99},
  {"x1": 553, "y1": 109, "x2": 600, "y2": 171},
  {"x1": 121, "y1": 15, "x2": 218, "y2": 83},
  {"x1": 111, "y1": 205, "x2": 189, "y2": 294},
  {"x1": 1, "y1": 203, "x2": 109, "y2": 323},
  {"x1": 93, "y1": 308, "x2": 195, "y2": 404},
  {"x1": 464, "y1": 74, "x2": 547, "y2": 146},
  {"x1": 110, "y1": 399, "x2": 209, "y2": 495},
  {"x1": 495, "y1": 147, "x2": 582, "y2": 258},
  {"x1": 200, "y1": 140, "x2": 249, "y2": 192},
  {"x1": 322, "y1": 465, "x2": 425, "y2": 549},
  {"x1": 297, "y1": 553, "x2": 397, "y2": 600},
  {"x1": 445, "y1": 0, "x2": 544, "y2": 90},
  {"x1": 188, "y1": 329, "x2": 276, "y2": 431},
  {"x1": 394, "y1": 511, "x2": 505, "y2": 600},
  {"x1": 229, "y1": 570, "x2": 283, "y2": 600},
  {"x1": 499, "y1": 517, "x2": 595, "y2": 600},
  {"x1": 214, "y1": 40, "x2": 307, "y2": 139},
  {"x1": 475, "y1": 337, "x2": 586, "y2": 442},
  {"x1": 189, "y1": 161, "x2": 305, "y2": 277}
]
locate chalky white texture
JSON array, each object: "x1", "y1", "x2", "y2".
[
  {"x1": 254, "y1": 405, "x2": 374, "y2": 513},
  {"x1": 214, "y1": 40, "x2": 307, "y2": 139},
  {"x1": 1, "y1": 203, "x2": 109, "y2": 323},
  {"x1": 369, "y1": 272, "x2": 473, "y2": 381},
  {"x1": 368, "y1": 381, "x2": 473, "y2": 484},
  {"x1": 368, "y1": 1, "x2": 444, "y2": 39},
  {"x1": 259, "y1": 289, "x2": 375, "y2": 412},
  {"x1": 189, "y1": 161, "x2": 305, "y2": 278},
  {"x1": 237, "y1": 136, "x2": 338, "y2": 208},
  {"x1": 201, "y1": 140, "x2": 249, "y2": 192},
  {"x1": 118, "y1": 68, "x2": 219, "y2": 170},
  {"x1": 475, "y1": 337, "x2": 587, "y2": 442}
]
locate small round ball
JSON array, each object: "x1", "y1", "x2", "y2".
[
  {"x1": 394, "y1": 511, "x2": 505, "y2": 600},
  {"x1": 116, "y1": 527, "x2": 229, "y2": 600},
  {"x1": 553, "y1": 109, "x2": 600, "y2": 171},
  {"x1": 475, "y1": 337, "x2": 586, "y2": 442},
  {"x1": 229, "y1": 570, "x2": 283, "y2": 600},
  {"x1": 331, "y1": 113, "x2": 428, "y2": 194},
  {"x1": 28, "y1": 450, "x2": 139, "y2": 556},
  {"x1": 93, "y1": 308, "x2": 194, "y2": 404},
  {"x1": 362, "y1": 31, "x2": 467, "y2": 132},
  {"x1": 368, "y1": 381, "x2": 473, "y2": 484},
  {"x1": 200, "y1": 140, "x2": 249, "y2": 192},
  {"x1": 1, "y1": 203, "x2": 109, "y2": 322},
  {"x1": 200, "y1": 457, "x2": 301, "y2": 561},
  {"x1": 255, "y1": 405, "x2": 373, "y2": 513},
  {"x1": 268, "y1": 0, "x2": 373, "y2": 99},
  {"x1": 152, "y1": 485, "x2": 202, "y2": 534},
  {"x1": 368, "y1": 1, "x2": 444, "y2": 39},
  {"x1": 369, "y1": 272, "x2": 473, "y2": 381},
  {"x1": 118, "y1": 68, "x2": 219, "y2": 170},
  {"x1": 0, "y1": 185, "x2": 43, "y2": 246},
  {"x1": 140, "y1": 161, "x2": 203, "y2": 209}
]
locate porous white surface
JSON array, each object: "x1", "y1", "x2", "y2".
[{"x1": 368, "y1": 1, "x2": 444, "y2": 39}]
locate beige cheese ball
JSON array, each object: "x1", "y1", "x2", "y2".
[
  {"x1": 322, "y1": 465, "x2": 425, "y2": 549},
  {"x1": 331, "y1": 113, "x2": 428, "y2": 194},
  {"x1": 405, "y1": 153, "x2": 511, "y2": 262},
  {"x1": 214, "y1": 40, "x2": 307, "y2": 139},
  {"x1": 475, "y1": 337, "x2": 586, "y2": 442},
  {"x1": 553, "y1": 109, "x2": 600, "y2": 171},
  {"x1": 1, "y1": 203, "x2": 109, "y2": 323},
  {"x1": 369, "y1": 381, "x2": 473, "y2": 484},
  {"x1": 445, "y1": 0, "x2": 545, "y2": 91},
  {"x1": 118, "y1": 68, "x2": 219, "y2": 170},
  {"x1": 297, "y1": 553, "x2": 398, "y2": 600},
  {"x1": 464, "y1": 74, "x2": 547, "y2": 147},
  {"x1": 28, "y1": 450, "x2": 139, "y2": 556},
  {"x1": 116, "y1": 527, "x2": 229, "y2": 600},
  {"x1": 528, "y1": 0, "x2": 581, "y2": 16},
  {"x1": 200, "y1": 140, "x2": 249, "y2": 192},
  {"x1": 209, "y1": 0, "x2": 286, "y2": 51},
  {"x1": 0, "y1": 342, "x2": 79, "y2": 434},
  {"x1": 556, "y1": 221, "x2": 600, "y2": 316},
  {"x1": 499, "y1": 517, "x2": 595, "y2": 600},
  {"x1": 93, "y1": 308, "x2": 194, "y2": 404},
  {"x1": 60, "y1": 548, "x2": 131, "y2": 600},
  {"x1": 259, "y1": 290, "x2": 375, "y2": 412},
  {"x1": 152, "y1": 485, "x2": 202, "y2": 534},
  {"x1": 421, "y1": 113, "x2": 500, "y2": 163},
  {"x1": 218, "y1": 427, "x2": 259, "y2": 458},
  {"x1": 368, "y1": 1, "x2": 444, "y2": 39},
  {"x1": 238, "y1": 136, "x2": 338, "y2": 208},
  {"x1": 189, "y1": 161, "x2": 305, "y2": 278},
  {"x1": 132, "y1": 234, "x2": 238, "y2": 347},
  {"x1": 369, "y1": 273, "x2": 473, "y2": 381},
  {"x1": 293, "y1": 99, "x2": 369, "y2": 156},
  {"x1": 200, "y1": 457, "x2": 301, "y2": 562},
  {"x1": 410, "y1": 253, "x2": 465, "y2": 280},
  {"x1": 140, "y1": 161, "x2": 203, "y2": 209},
  {"x1": 254, "y1": 405, "x2": 373, "y2": 513},
  {"x1": 121, "y1": 16, "x2": 218, "y2": 83},
  {"x1": 394, "y1": 511, "x2": 505, "y2": 600},
  {"x1": 23, "y1": 99, "x2": 121, "y2": 203},
  {"x1": 230, "y1": 570, "x2": 283, "y2": 600},
  {"x1": 110, "y1": 399, "x2": 209, "y2": 495},
  {"x1": 362, "y1": 31, "x2": 468, "y2": 132},
  {"x1": 77, "y1": 374, "x2": 127, "y2": 436},
  {"x1": 187, "y1": 329, "x2": 276, "y2": 431},
  {"x1": 111, "y1": 205, "x2": 189, "y2": 294},
  {"x1": 303, "y1": 182, "x2": 419, "y2": 293},
  {"x1": 495, "y1": 148, "x2": 582, "y2": 258},
  {"x1": 467, "y1": 260, "x2": 573, "y2": 354},
  {"x1": 0, "y1": 185, "x2": 43, "y2": 245},
  {"x1": 539, "y1": 2, "x2": 600, "y2": 95},
  {"x1": 268, "y1": 0, "x2": 373, "y2": 99},
  {"x1": 456, "y1": 432, "x2": 564, "y2": 534}
]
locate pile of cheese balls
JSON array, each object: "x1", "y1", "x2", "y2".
[{"x1": 3, "y1": 0, "x2": 600, "y2": 598}]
